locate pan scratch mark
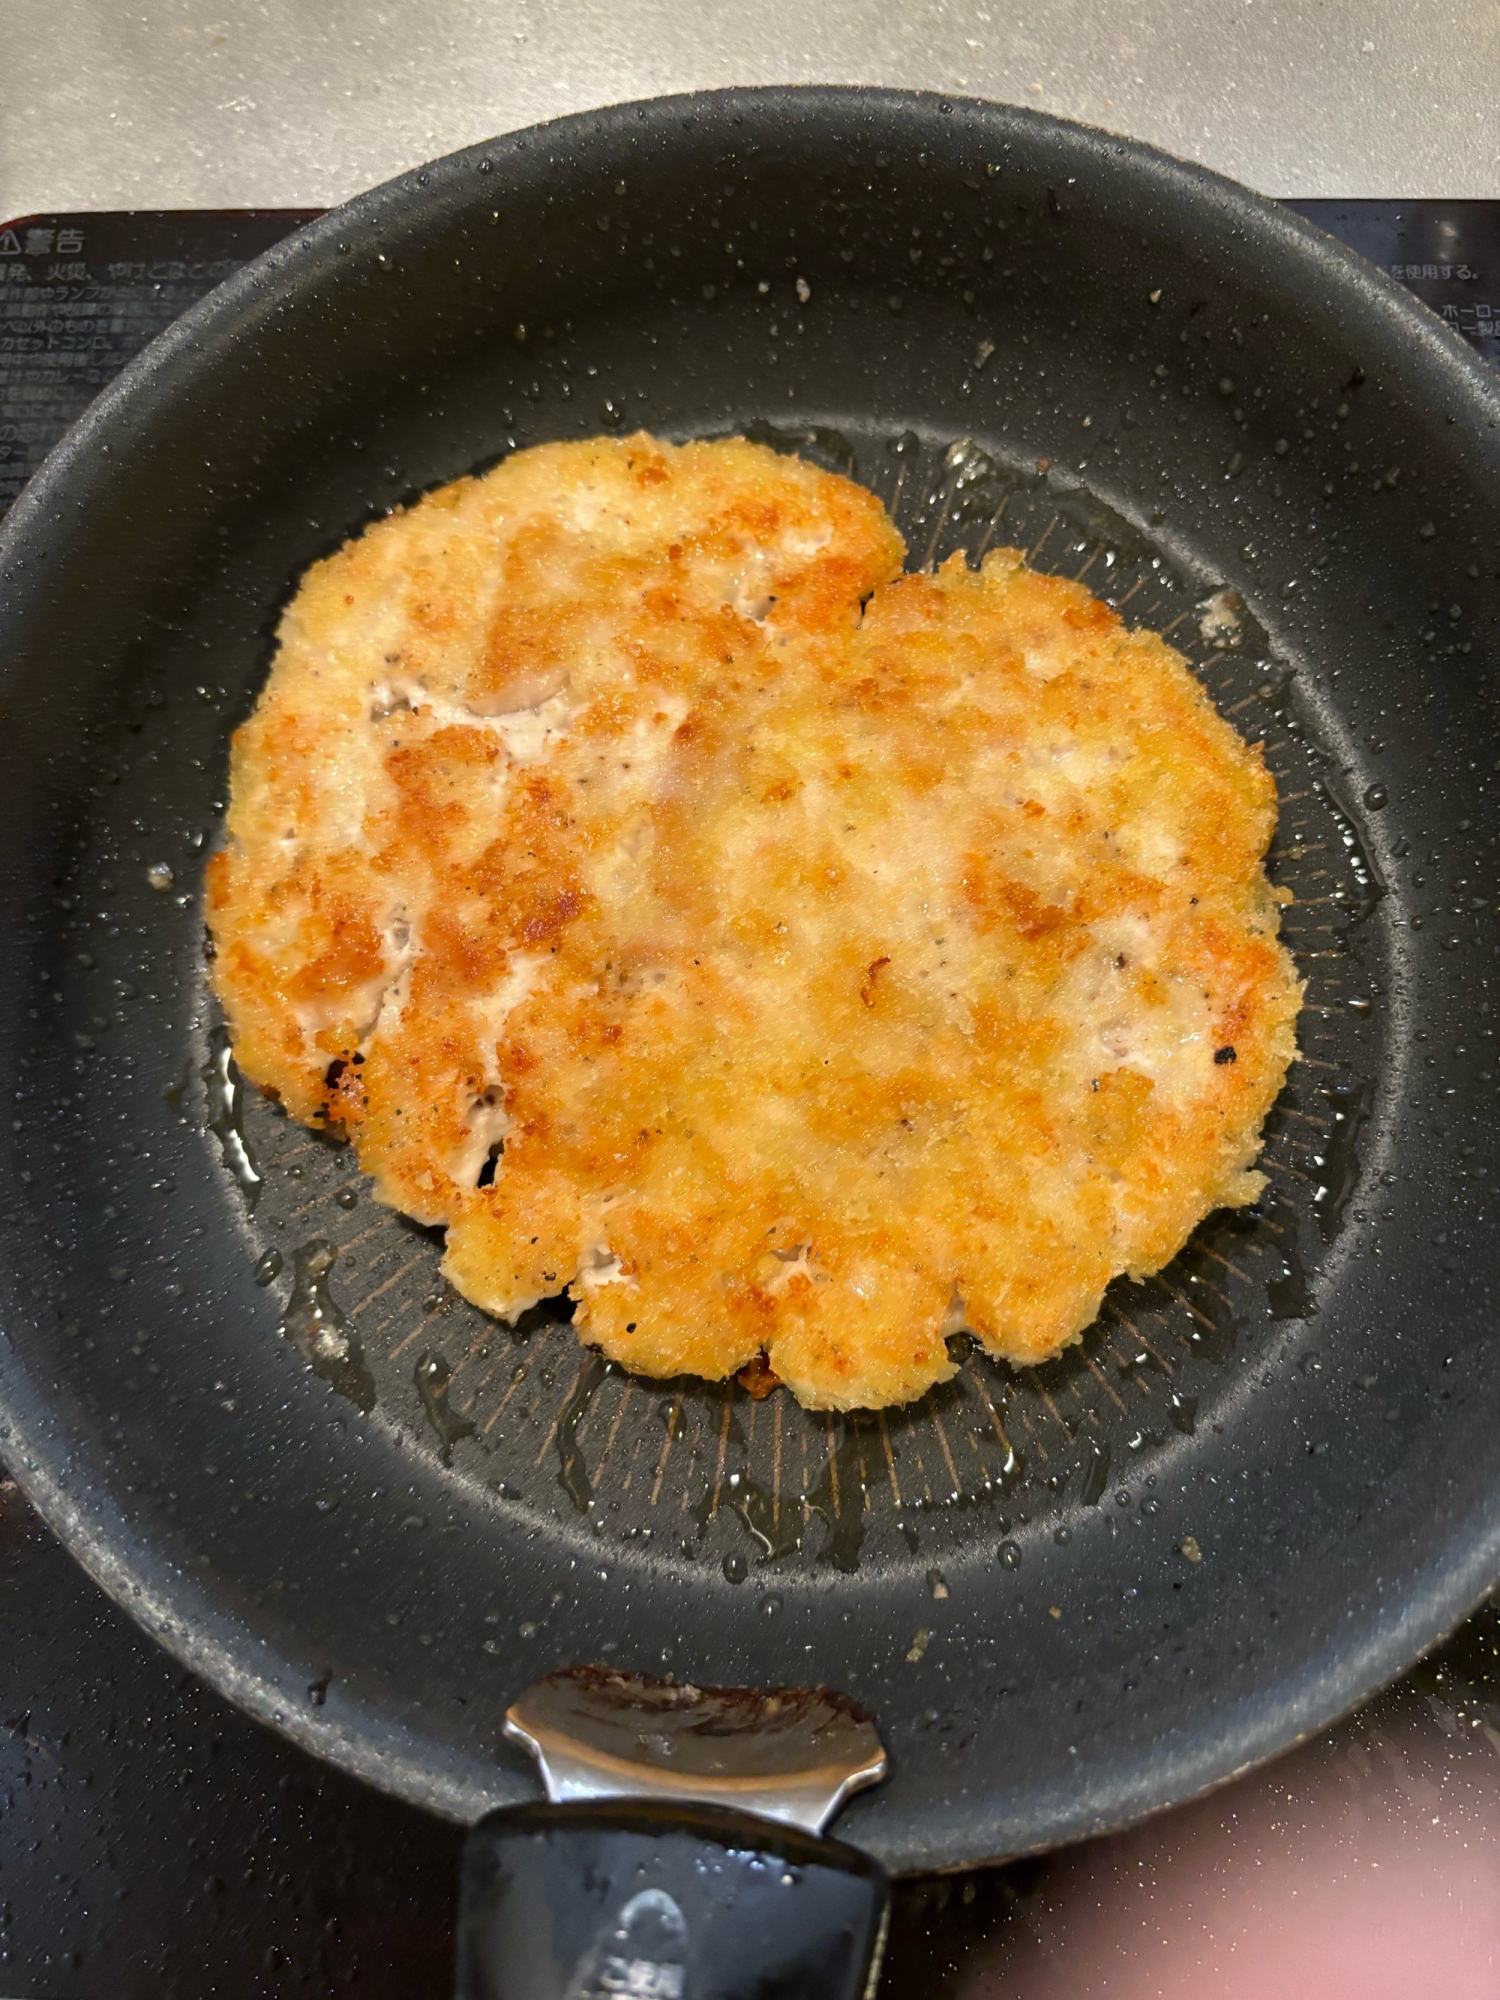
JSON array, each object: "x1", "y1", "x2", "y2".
[
  {"x1": 1038, "y1": 1390, "x2": 1074, "y2": 1442},
  {"x1": 1157, "y1": 1280, "x2": 1221, "y2": 1332},
  {"x1": 1072, "y1": 543, "x2": 1103, "y2": 584},
  {"x1": 1116, "y1": 1314, "x2": 1176, "y2": 1378},
  {"x1": 922, "y1": 472, "x2": 961, "y2": 571},
  {"x1": 773, "y1": 1394, "x2": 784, "y2": 1527},
  {"x1": 825, "y1": 1416, "x2": 842, "y2": 1515},
  {"x1": 930, "y1": 1409, "x2": 963, "y2": 1496},
  {"x1": 452, "y1": 1323, "x2": 496, "y2": 1376},
  {"x1": 589, "y1": 1380, "x2": 635, "y2": 1482},
  {"x1": 1012, "y1": 1408, "x2": 1056, "y2": 1472},
  {"x1": 1110, "y1": 576, "x2": 1146, "y2": 610},
  {"x1": 889, "y1": 458, "x2": 912, "y2": 522},
  {"x1": 456, "y1": 1355, "x2": 506, "y2": 1411},
  {"x1": 966, "y1": 1362, "x2": 1011, "y2": 1455},
  {"x1": 907, "y1": 1437, "x2": 935, "y2": 1505},
  {"x1": 351, "y1": 1249, "x2": 429, "y2": 1318},
  {"x1": 1084, "y1": 1354, "x2": 1127, "y2": 1411},
  {"x1": 1194, "y1": 1242, "x2": 1252, "y2": 1284},
  {"x1": 483, "y1": 1332, "x2": 556, "y2": 1434},
  {"x1": 975, "y1": 491, "x2": 1011, "y2": 558},
  {"x1": 386, "y1": 1321, "x2": 431, "y2": 1363},
  {"x1": 1016, "y1": 1406, "x2": 1050, "y2": 1463},
  {"x1": 339, "y1": 1218, "x2": 399, "y2": 1256},
  {"x1": 1027, "y1": 513, "x2": 1060, "y2": 562},
  {"x1": 533, "y1": 1356, "x2": 589, "y2": 1467},
  {"x1": 620, "y1": 1429, "x2": 646, "y2": 1495},
  {"x1": 707, "y1": 1393, "x2": 733, "y2": 1519},
  {"x1": 280, "y1": 1185, "x2": 344, "y2": 1225},
  {"x1": 1158, "y1": 608, "x2": 1192, "y2": 637},
  {"x1": 877, "y1": 1412, "x2": 904, "y2": 1511},
  {"x1": 649, "y1": 1397, "x2": 681, "y2": 1505},
  {"x1": 1193, "y1": 1279, "x2": 1235, "y2": 1310},
  {"x1": 855, "y1": 1421, "x2": 873, "y2": 1513}
]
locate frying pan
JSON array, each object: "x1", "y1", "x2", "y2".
[{"x1": 1, "y1": 87, "x2": 1499, "y2": 1893}]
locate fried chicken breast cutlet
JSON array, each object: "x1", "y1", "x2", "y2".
[{"x1": 207, "y1": 433, "x2": 1301, "y2": 1410}]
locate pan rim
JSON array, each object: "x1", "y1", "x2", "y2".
[
  {"x1": 2, "y1": 83, "x2": 1500, "y2": 1871},
  {"x1": 3, "y1": 86, "x2": 1496, "y2": 570}
]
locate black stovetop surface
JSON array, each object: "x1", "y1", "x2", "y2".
[{"x1": 3, "y1": 201, "x2": 1500, "y2": 2000}]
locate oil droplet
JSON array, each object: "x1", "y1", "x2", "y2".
[
  {"x1": 1265, "y1": 1188, "x2": 1317, "y2": 1319},
  {"x1": 998, "y1": 1541, "x2": 1022, "y2": 1570},
  {"x1": 1078, "y1": 1434, "x2": 1110, "y2": 1506},
  {"x1": 725, "y1": 1467, "x2": 801, "y2": 1564},
  {"x1": 1168, "y1": 1391, "x2": 1198, "y2": 1435},
  {"x1": 335, "y1": 1186, "x2": 359, "y2": 1210},
  {"x1": 1364, "y1": 783, "x2": 1389, "y2": 811},
  {"x1": 281, "y1": 1240, "x2": 375, "y2": 1411},
  {"x1": 1053, "y1": 1524, "x2": 1072, "y2": 1546},
  {"x1": 722, "y1": 1551, "x2": 748, "y2": 1584},
  {"x1": 802, "y1": 1421, "x2": 868, "y2": 1573},
  {"x1": 1314, "y1": 769, "x2": 1386, "y2": 923},
  {"x1": 204, "y1": 1024, "x2": 263, "y2": 1209},
  {"x1": 253, "y1": 1247, "x2": 283, "y2": 1286},
  {"x1": 414, "y1": 1351, "x2": 476, "y2": 1464},
  {"x1": 308, "y1": 1670, "x2": 332, "y2": 1708},
  {"x1": 1313, "y1": 1075, "x2": 1373, "y2": 1245},
  {"x1": 555, "y1": 1353, "x2": 608, "y2": 1512}
]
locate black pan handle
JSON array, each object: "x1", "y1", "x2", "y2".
[{"x1": 455, "y1": 1798, "x2": 889, "y2": 2000}]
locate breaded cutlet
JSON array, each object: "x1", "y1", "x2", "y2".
[{"x1": 208, "y1": 433, "x2": 1301, "y2": 1410}]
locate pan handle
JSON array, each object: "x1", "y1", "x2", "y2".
[{"x1": 454, "y1": 1798, "x2": 889, "y2": 1999}]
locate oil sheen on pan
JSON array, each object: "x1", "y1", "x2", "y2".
[{"x1": 205, "y1": 432, "x2": 1302, "y2": 1411}]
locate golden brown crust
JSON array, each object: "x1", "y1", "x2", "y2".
[{"x1": 208, "y1": 433, "x2": 1301, "y2": 1409}]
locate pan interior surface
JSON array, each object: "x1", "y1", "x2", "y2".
[{"x1": 1, "y1": 90, "x2": 1498, "y2": 1873}]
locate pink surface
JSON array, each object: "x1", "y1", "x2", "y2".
[{"x1": 947, "y1": 1667, "x2": 1500, "y2": 1996}]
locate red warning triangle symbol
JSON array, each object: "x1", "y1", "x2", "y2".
[{"x1": 0, "y1": 230, "x2": 22, "y2": 256}]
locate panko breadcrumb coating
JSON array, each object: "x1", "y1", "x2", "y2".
[{"x1": 207, "y1": 433, "x2": 1301, "y2": 1410}]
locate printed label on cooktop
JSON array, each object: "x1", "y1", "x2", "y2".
[
  {"x1": 0, "y1": 210, "x2": 318, "y2": 515},
  {"x1": 1289, "y1": 201, "x2": 1500, "y2": 367}
]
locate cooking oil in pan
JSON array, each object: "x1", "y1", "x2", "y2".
[
  {"x1": 191, "y1": 427, "x2": 1389, "y2": 1580},
  {"x1": 281, "y1": 1239, "x2": 376, "y2": 1413}
]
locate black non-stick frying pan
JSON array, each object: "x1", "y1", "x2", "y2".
[{"x1": 1, "y1": 87, "x2": 1499, "y2": 1904}]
